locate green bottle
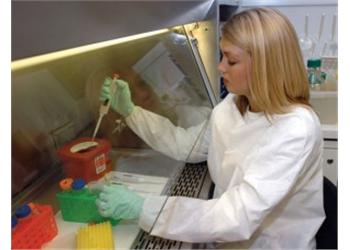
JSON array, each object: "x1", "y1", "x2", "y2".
[{"x1": 307, "y1": 58, "x2": 324, "y2": 87}]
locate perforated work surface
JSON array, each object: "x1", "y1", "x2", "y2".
[{"x1": 131, "y1": 162, "x2": 208, "y2": 249}]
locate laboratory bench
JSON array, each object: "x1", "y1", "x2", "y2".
[{"x1": 310, "y1": 85, "x2": 338, "y2": 186}]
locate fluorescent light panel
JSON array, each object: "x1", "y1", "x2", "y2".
[{"x1": 12, "y1": 29, "x2": 169, "y2": 71}]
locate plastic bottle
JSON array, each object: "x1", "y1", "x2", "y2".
[
  {"x1": 72, "y1": 178, "x2": 86, "y2": 192},
  {"x1": 15, "y1": 204, "x2": 32, "y2": 221},
  {"x1": 307, "y1": 58, "x2": 324, "y2": 87},
  {"x1": 59, "y1": 178, "x2": 74, "y2": 191},
  {"x1": 11, "y1": 216, "x2": 18, "y2": 230}
]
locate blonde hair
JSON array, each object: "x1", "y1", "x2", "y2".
[{"x1": 222, "y1": 7, "x2": 311, "y2": 115}]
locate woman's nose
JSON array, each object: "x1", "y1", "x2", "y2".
[{"x1": 217, "y1": 61, "x2": 225, "y2": 74}]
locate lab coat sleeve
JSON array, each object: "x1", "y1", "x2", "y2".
[
  {"x1": 138, "y1": 115, "x2": 318, "y2": 243},
  {"x1": 125, "y1": 106, "x2": 210, "y2": 163}
]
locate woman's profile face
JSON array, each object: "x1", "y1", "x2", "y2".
[{"x1": 218, "y1": 38, "x2": 251, "y2": 97}]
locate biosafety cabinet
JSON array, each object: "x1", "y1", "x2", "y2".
[{"x1": 11, "y1": 1, "x2": 238, "y2": 249}]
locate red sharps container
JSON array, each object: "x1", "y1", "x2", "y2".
[{"x1": 58, "y1": 137, "x2": 112, "y2": 182}]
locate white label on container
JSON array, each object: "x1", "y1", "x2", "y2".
[{"x1": 95, "y1": 153, "x2": 106, "y2": 174}]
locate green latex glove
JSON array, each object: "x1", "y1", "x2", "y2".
[
  {"x1": 96, "y1": 185, "x2": 144, "y2": 220},
  {"x1": 100, "y1": 77, "x2": 135, "y2": 117}
]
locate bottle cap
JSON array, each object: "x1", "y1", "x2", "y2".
[
  {"x1": 307, "y1": 58, "x2": 321, "y2": 68},
  {"x1": 15, "y1": 204, "x2": 32, "y2": 218},
  {"x1": 59, "y1": 178, "x2": 74, "y2": 191},
  {"x1": 72, "y1": 179, "x2": 86, "y2": 190},
  {"x1": 12, "y1": 216, "x2": 17, "y2": 228}
]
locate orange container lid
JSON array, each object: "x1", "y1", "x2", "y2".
[{"x1": 59, "y1": 178, "x2": 74, "y2": 191}]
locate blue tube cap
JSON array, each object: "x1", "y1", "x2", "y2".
[
  {"x1": 12, "y1": 216, "x2": 18, "y2": 228},
  {"x1": 15, "y1": 204, "x2": 32, "y2": 218},
  {"x1": 72, "y1": 178, "x2": 86, "y2": 190}
]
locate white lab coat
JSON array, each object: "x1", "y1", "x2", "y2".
[{"x1": 125, "y1": 93, "x2": 325, "y2": 249}]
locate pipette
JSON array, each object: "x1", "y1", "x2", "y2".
[{"x1": 92, "y1": 74, "x2": 118, "y2": 141}]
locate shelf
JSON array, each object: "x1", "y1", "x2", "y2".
[
  {"x1": 310, "y1": 90, "x2": 337, "y2": 99},
  {"x1": 321, "y1": 124, "x2": 338, "y2": 140}
]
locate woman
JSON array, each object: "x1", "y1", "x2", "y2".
[{"x1": 97, "y1": 8, "x2": 325, "y2": 249}]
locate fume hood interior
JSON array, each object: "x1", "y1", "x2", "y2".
[{"x1": 12, "y1": 24, "x2": 215, "y2": 198}]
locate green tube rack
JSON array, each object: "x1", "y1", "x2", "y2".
[{"x1": 56, "y1": 188, "x2": 120, "y2": 226}]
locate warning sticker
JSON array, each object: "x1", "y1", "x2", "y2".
[{"x1": 95, "y1": 154, "x2": 106, "y2": 174}]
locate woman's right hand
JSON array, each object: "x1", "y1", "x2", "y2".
[{"x1": 100, "y1": 77, "x2": 135, "y2": 117}]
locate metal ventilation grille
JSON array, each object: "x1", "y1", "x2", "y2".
[
  {"x1": 131, "y1": 162, "x2": 208, "y2": 249},
  {"x1": 168, "y1": 162, "x2": 208, "y2": 197},
  {"x1": 132, "y1": 230, "x2": 185, "y2": 250}
]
